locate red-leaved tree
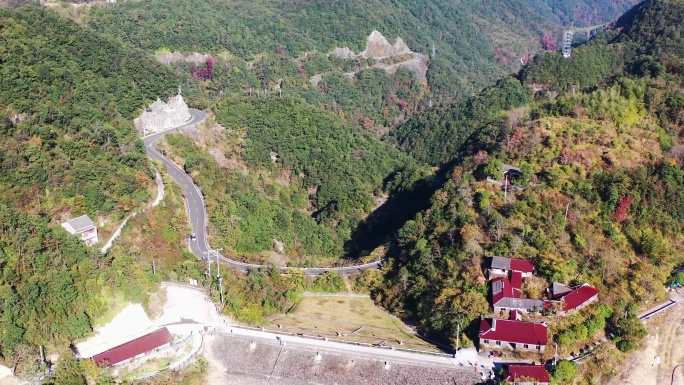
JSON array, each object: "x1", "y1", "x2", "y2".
[
  {"x1": 613, "y1": 194, "x2": 634, "y2": 222},
  {"x1": 190, "y1": 58, "x2": 215, "y2": 81},
  {"x1": 540, "y1": 32, "x2": 556, "y2": 51}
]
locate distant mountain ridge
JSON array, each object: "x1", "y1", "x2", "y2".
[{"x1": 83, "y1": 0, "x2": 642, "y2": 100}]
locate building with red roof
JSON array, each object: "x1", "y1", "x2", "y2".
[
  {"x1": 492, "y1": 277, "x2": 516, "y2": 302},
  {"x1": 504, "y1": 364, "x2": 550, "y2": 385},
  {"x1": 558, "y1": 283, "x2": 599, "y2": 314},
  {"x1": 491, "y1": 276, "x2": 544, "y2": 314},
  {"x1": 510, "y1": 271, "x2": 523, "y2": 296},
  {"x1": 546, "y1": 282, "x2": 572, "y2": 300},
  {"x1": 479, "y1": 318, "x2": 547, "y2": 353},
  {"x1": 509, "y1": 309, "x2": 523, "y2": 321},
  {"x1": 93, "y1": 328, "x2": 173, "y2": 366},
  {"x1": 489, "y1": 256, "x2": 535, "y2": 278}
]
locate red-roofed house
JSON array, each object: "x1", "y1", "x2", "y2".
[
  {"x1": 510, "y1": 309, "x2": 524, "y2": 321},
  {"x1": 489, "y1": 256, "x2": 535, "y2": 278},
  {"x1": 492, "y1": 277, "x2": 544, "y2": 314},
  {"x1": 558, "y1": 284, "x2": 599, "y2": 314},
  {"x1": 547, "y1": 282, "x2": 572, "y2": 300},
  {"x1": 504, "y1": 364, "x2": 550, "y2": 385},
  {"x1": 93, "y1": 328, "x2": 173, "y2": 366},
  {"x1": 510, "y1": 271, "x2": 523, "y2": 297},
  {"x1": 492, "y1": 277, "x2": 516, "y2": 301},
  {"x1": 479, "y1": 318, "x2": 547, "y2": 352}
]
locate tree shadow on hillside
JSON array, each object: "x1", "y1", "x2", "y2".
[{"x1": 343, "y1": 173, "x2": 440, "y2": 260}]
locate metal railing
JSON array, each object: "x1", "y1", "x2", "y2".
[
  {"x1": 131, "y1": 334, "x2": 204, "y2": 383},
  {"x1": 219, "y1": 325, "x2": 453, "y2": 358}
]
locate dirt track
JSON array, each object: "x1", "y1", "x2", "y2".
[{"x1": 608, "y1": 302, "x2": 684, "y2": 385}]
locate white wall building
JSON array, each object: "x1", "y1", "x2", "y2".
[{"x1": 61, "y1": 215, "x2": 99, "y2": 246}]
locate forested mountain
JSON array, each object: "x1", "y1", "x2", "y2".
[
  {"x1": 0, "y1": 0, "x2": 676, "y2": 383},
  {"x1": 387, "y1": 76, "x2": 531, "y2": 166},
  {"x1": 373, "y1": 0, "x2": 684, "y2": 382},
  {"x1": 159, "y1": 97, "x2": 423, "y2": 266},
  {"x1": 0, "y1": 6, "x2": 177, "y2": 373},
  {"x1": 0, "y1": 7, "x2": 177, "y2": 221},
  {"x1": 83, "y1": 0, "x2": 641, "y2": 103},
  {"x1": 531, "y1": 0, "x2": 644, "y2": 26}
]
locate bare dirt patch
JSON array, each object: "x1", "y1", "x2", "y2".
[
  {"x1": 0, "y1": 365, "x2": 20, "y2": 385},
  {"x1": 146, "y1": 288, "x2": 167, "y2": 320},
  {"x1": 76, "y1": 303, "x2": 154, "y2": 358},
  {"x1": 607, "y1": 302, "x2": 684, "y2": 385},
  {"x1": 202, "y1": 335, "x2": 230, "y2": 385}
]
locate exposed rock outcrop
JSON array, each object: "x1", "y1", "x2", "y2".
[
  {"x1": 331, "y1": 30, "x2": 414, "y2": 59},
  {"x1": 331, "y1": 47, "x2": 356, "y2": 59},
  {"x1": 155, "y1": 51, "x2": 212, "y2": 65},
  {"x1": 135, "y1": 94, "x2": 191, "y2": 136},
  {"x1": 391, "y1": 37, "x2": 412, "y2": 56},
  {"x1": 361, "y1": 30, "x2": 412, "y2": 58},
  {"x1": 328, "y1": 30, "x2": 427, "y2": 81}
]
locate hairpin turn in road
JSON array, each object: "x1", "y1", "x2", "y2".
[{"x1": 142, "y1": 109, "x2": 382, "y2": 276}]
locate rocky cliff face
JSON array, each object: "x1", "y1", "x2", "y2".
[
  {"x1": 361, "y1": 30, "x2": 412, "y2": 58},
  {"x1": 329, "y1": 30, "x2": 426, "y2": 81},
  {"x1": 331, "y1": 30, "x2": 414, "y2": 59},
  {"x1": 155, "y1": 51, "x2": 212, "y2": 65},
  {"x1": 134, "y1": 94, "x2": 191, "y2": 135}
]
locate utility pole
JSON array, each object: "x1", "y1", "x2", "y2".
[
  {"x1": 152, "y1": 260, "x2": 156, "y2": 275},
  {"x1": 564, "y1": 202, "x2": 570, "y2": 221},
  {"x1": 431, "y1": 42, "x2": 435, "y2": 59},
  {"x1": 504, "y1": 174, "x2": 508, "y2": 200},
  {"x1": 554, "y1": 342, "x2": 558, "y2": 366},
  {"x1": 455, "y1": 322, "x2": 460, "y2": 358},
  {"x1": 213, "y1": 248, "x2": 225, "y2": 308}
]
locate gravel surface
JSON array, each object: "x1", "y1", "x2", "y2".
[{"x1": 206, "y1": 335, "x2": 481, "y2": 385}]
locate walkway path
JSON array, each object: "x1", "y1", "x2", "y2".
[{"x1": 638, "y1": 289, "x2": 684, "y2": 321}]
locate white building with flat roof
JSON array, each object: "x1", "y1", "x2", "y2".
[{"x1": 62, "y1": 215, "x2": 99, "y2": 246}]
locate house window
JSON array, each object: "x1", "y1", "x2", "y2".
[
  {"x1": 495, "y1": 341, "x2": 501, "y2": 346},
  {"x1": 523, "y1": 344, "x2": 529, "y2": 349},
  {"x1": 483, "y1": 340, "x2": 489, "y2": 344},
  {"x1": 536, "y1": 345, "x2": 541, "y2": 351}
]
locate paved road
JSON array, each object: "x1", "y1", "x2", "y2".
[{"x1": 143, "y1": 109, "x2": 382, "y2": 276}]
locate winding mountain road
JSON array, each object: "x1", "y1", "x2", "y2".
[{"x1": 143, "y1": 109, "x2": 382, "y2": 276}]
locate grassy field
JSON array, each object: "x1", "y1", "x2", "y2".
[{"x1": 268, "y1": 295, "x2": 443, "y2": 352}]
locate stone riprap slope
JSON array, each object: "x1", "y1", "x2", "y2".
[
  {"x1": 208, "y1": 335, "x2": 481, "y2": 385},
  {"x1": 135, "y1": 93, "x2": 191, "y2": 135},
  {"x1": 331, "y1": 30, "x2": 427, "y2": 81}
]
